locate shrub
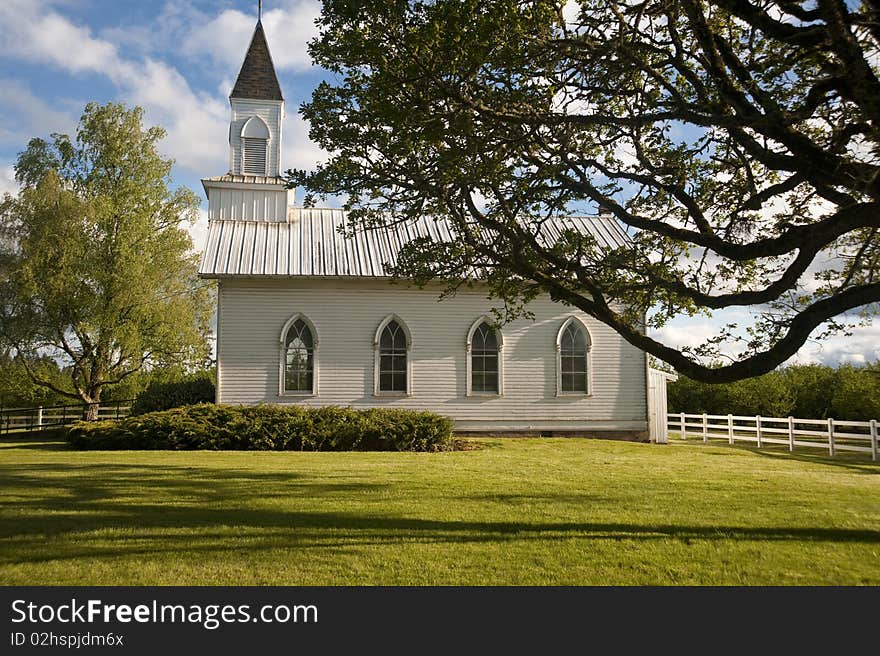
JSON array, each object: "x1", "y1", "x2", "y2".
[
  {"x1": 68, "y1": 404, "x2": 453, "y2": 452},
  {"x1": 131, "y1": 371, "x2": 215, "y2": 415}
]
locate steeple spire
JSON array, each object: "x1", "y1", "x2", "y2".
[
  {"x1": 259, "y1": 0, "x2": 263, "y2": 20},
  {"x1": 230, "y1": 17, "x2": 283, "y2": 101}
]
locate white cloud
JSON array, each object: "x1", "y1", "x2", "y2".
[
  {"x1": 0, "y1": 1, "x2": 228, "y2": 174},
  {"x1": 0, "y1": 164, "x2": 18, "y2": 196},
  {"x1": 0, "y1": 0, "x2": 328, "y2": 179},
  {"x1": 791, "y1": 323, "x2": 880, "y2": 366},
  {"x1": 0, "y1": 79, "x2": 79, "y2": 150},
  {"x1": 184, "y1": 1, "x2": 320, "y2": 75},
  {"x1": 281, "y1": 113, "x2": 327, "y2": 172},
  {"x1": 187, "y1": 207, "x2": 210, "y2": 254}
]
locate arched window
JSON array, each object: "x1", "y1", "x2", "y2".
[
  {"x1": 279, "y1": 315, "x2": 317, "y2": 395},
  {"x1": 374, "y1": 316, "x2": 411, "y2": 395},
  {"x1": 241, "y1": 116, "x2": 270, "y2": 175},
  {"x1": 466, "y1": 317, "x2": 503, "y2": 396},
  {"x1": 556, "y1": 317, "x2": 592, "y2": 396}
]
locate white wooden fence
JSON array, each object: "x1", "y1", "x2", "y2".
[{"x1": 668, "y1": 412, "x2": 878, "y2": 461}]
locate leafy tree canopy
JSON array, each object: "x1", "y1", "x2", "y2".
[
  {"x1": 0, "y1": 102, "x2": 212, "y2": 418},
  {"x1": 292, "y1": 0, "x2": 880, "y2": 382}
]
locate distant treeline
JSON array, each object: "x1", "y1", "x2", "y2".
[
  {"x1": 667, "y1": 363, "x2": 880, "y2": 421},
  {"x1": 0, "y1": 352, "x2": 214, "y2": 410}
]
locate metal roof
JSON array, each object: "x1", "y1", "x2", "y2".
[{"x1": 198, "y1": 208, "x2": 631, "y2": 278}]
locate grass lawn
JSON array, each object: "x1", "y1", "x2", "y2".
[{"x1": 1, "y1": 435, "x2": 878, "y2": 585}]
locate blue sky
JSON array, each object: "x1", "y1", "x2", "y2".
[{"x1": 0, "y1": 0, "x2": 876, "y2": 368}]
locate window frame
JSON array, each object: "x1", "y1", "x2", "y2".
[
  {"x1": 555, "y1": 316, "x2": 593, "y2": 397},
  {"x1": 278, "y1": 313, "x2": 319, "y2": 397},
  {"x1": 465, "y1": 316, "x2": 504, "y2": 397},
  {"x1": 373, "y1": 314, "x2": 412, "y2": 397}
]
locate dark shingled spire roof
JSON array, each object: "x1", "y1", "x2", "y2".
[{"x1": 230, "y1": 20, "x2": 283, "y2": 101}]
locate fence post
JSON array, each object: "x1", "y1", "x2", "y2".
[
  {"x1": 788, "y1": 416, "x2": 795, "y2": 452},
  {"x1": 680, "y1": 412, "x2": 686, "y2": 440},
  {"x1": 728, "y1": 414, "x2": 734, "y2": 445},
  {"x1": 756, "y1": 415, "x2": 762, "y2": 448},
  {"x1": 36, "y1": 406, "x2": 43, "y2": 432},
  {"x1": 702, "y1": 413, "x2": 708, "y2": 443},
  {"x1": 871, "y1": 420, "x2": 878, "y2": 462},
  {"x1": 827, "y1": 418, "x2": 835, "y2": 457}
]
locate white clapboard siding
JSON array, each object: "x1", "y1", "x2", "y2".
[
  {"x1": 204, "y1": 184, "x2": 290, "y2": 223},
  {"x1": 216, "y1": 278, "x2": 648, "y2": 433}
]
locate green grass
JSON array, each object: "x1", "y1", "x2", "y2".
[{"x1": 1, "y1": 435, "x2": 878, "y2": 585}]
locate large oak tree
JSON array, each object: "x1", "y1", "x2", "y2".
[
  {"x1": 292, "y1": 0, "x2": 880, "y2": 382},
  {"x1": 0, "y1": 103, "x2": 212, "y2": 419}
]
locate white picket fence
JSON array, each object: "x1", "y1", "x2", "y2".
[{"x1": 668, "y1": 412, "x2": 879, "y2": 461}]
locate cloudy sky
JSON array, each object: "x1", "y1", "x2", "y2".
[{"x1": 0, "y1": 0, "x2": 875, "y2": 368}]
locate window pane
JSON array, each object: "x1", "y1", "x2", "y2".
[
  {"x1": 472, "y1": 371, "x2": 485, "y2": 392},
  {"x1": 391, "y1": 372, "x2": 407, "y2": 392},
  {"x1": 484, "y1": 371, "x2": 499, "y2": 393},
  {"x1": 562, "y1": 372, "x2": 587, "y2": 393},
  {"x1": 379, "y1": 372, "x2": 394, "y2": 391},
  {"x1": 474, "y1": 323, "x2": 498, "y2": 351}
]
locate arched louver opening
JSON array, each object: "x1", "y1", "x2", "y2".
[
  {"x1": 241, "y1": 116, "x2": 270, "y2": 175},
  {"x1": 378, "y1": 319, "x2": 408, "y2": 393},
  {"x1": 284, "y1": 318, "x2": 314, "y2": 393}
]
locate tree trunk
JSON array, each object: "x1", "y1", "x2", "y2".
[
  {"x1": 82, "y1": 390, "x2": 101, "y2": 421},
  {"x1": 82, "y1": 402, "x2": 99, "y2": 421}
]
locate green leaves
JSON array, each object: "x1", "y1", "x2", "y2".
[
  {"x1": 290, "y1": 0, "x2": 880, "y2": 382},
  {"x1": 0, "y1": 102, "x2": 212, "y2": 408}
]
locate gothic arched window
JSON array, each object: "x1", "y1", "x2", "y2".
[
  {"x1": 466, "y1": 317, "x2": 503, "y2": 396},
  {"x1": 280, "y1": 315, "x2": 317, "y2": 395},
  {"x1": 374, "y1": 316, "x2": 411, "y2": 395},
  {"x1": 556, "y1": 317, "x2": 592, "y2": 395}
]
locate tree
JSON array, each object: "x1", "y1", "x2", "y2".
[
  {"x1": 292, "y1": 0, "x2": 880, "y2": 382},
  {"x1": 0, "y1": 102, "x2": 212, "y2": 419}
]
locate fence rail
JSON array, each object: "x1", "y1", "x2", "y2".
[
  {"x1": 668, "y1": 412, "x2": 878, "y2": 461},
  {"x1": 0, "y1": 400, "x2": 134, "y2": 435}
]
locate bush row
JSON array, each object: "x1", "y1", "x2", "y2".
[{"x1": 67, "y1": 403, "x2": 453, "y2": 452}]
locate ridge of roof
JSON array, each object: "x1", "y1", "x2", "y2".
[{"x1": 230, "y1": 20, "x2": 284, "y2": 101}]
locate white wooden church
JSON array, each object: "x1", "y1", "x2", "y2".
[{"x1": 199, "y1": 17, "x2": 662, "y2": 440}]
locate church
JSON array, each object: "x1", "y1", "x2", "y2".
[{"x1": 198, "y1": 17, "x2": 658, "y2": 440}]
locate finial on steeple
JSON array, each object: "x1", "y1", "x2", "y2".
[{"x1": 258, "y1": 0, "x2": 263, "y2": 20}]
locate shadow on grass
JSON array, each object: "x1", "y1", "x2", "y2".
[
  {"x1": 1, "y1": 462, "x2": 878, "y2": 568},
  {"x1": 743, "y1": 445, "x2": 879, "y2": 474},
  {"x1": 0, "y1": 435, "x2": 71, "y2": 451}
]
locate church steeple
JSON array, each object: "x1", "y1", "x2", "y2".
[
  {"x1": 230, "y1": 20, "x2": 283, "y2": 102},
  {"x1": 202, "y1": 9, "x2": 292, "y2": 222}
]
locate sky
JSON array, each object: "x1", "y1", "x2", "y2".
[{"x1": 0, "y1": 0, "x2": 876, "y2": 369}]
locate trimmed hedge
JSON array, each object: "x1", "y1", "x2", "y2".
[
  {"x1": 131, "y1": 373, "x2": 216, "y2": 415},
  {"x1": 67, "y1": 404, "x2": 453, "y2": 452}
]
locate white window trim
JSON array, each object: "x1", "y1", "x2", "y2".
[
  {"x1": 556, "y1": 316, "x2": 593, "y2": 397},
  {"x1": 278, "y1": 313, "x2": 319, "y2": 397},
  {"x1": 465, "y1": 316, "x2": 504, "y2": 397},
  {"x1": 373, "y1": 314, "x2": 413, "y2": 397}
]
